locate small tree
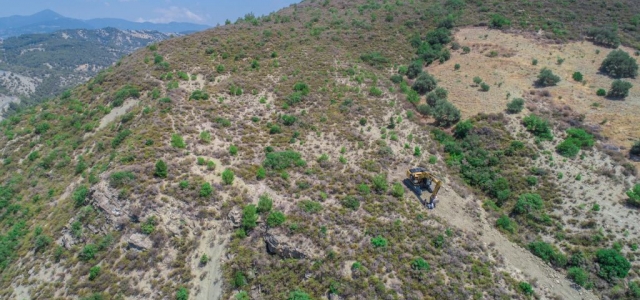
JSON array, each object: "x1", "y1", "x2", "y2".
[
  {"x1": 256, "y1": 167, "x2": 266, "y2": 180},
  {"x1": 536, "y1": 68, "x2": 561, "y2": 86},
  {"x1": 506, "y1": 98, "x2": 524, "y2": 113},
  {"x1": 595, "y1": 248, "x2": 631, "y2": 281},
  {"x1": 406, "y1": 60, "x2": 423, "y2": 79},
  {"x1": 257, "y1": 194, "x2": 273, "y2": 213},
  {"x1": 266, "y1": 211, "x2": 286, "y2": 227},
  {"x1": 200, "y1": 182, "x2": 213, "y2": 197},
  {"x1": 222, "y1": 169, "x2": 235, "y2": 185},
  {"x1": 489, "y1": 14, "x2": 511, "y2": 29},
  {"x1": 411, "y1": 257, "x2": 430, "y2": 271},
  {"x1": 472, "y1": 76, "x2": 482, "y2": 86},
  {"x1": 513, "y1": 193, "x2": 543, "y2": 215},
  {"x1": 72, "y1": 185, "x2": 89, "y2": 207},
  {"x1": 587, "y1": 26, "x2": 620, "y2": 48},
  {"x1": 480, "y1": 82, "x2": 490, "y2": 91},
  {"x1": 608, "y1": 80, "x2": 633, "y2": 99},
  {"x1": 572, "y1": 72, "x2": 583, "y2": 81},
  {"x1": 155, "y1": 159, "x2": 167, "y2": 178},
  {"x1": 600, "y1": 50, "x2": 638, "y2": 78},
  {"x1": 628, "y1": 184, "x2": 640, "y2": 207},
  {"x1": 176, "y1": 287, "x2": 189, "y2": 300},
  {"x1": 432, "y1": 99, "x2": 461, "y2": 127},
  {"x1": 631, "y1": 141, "x2": 640, "y2": 156},
  {"x1": 412, "y1": 72, "x2": 437, "y2": 94},
  {"x1": 242, "y1": 204, "x2": 258, "y2": 231}
]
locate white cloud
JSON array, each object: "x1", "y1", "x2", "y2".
[{"x1": 139, "y1": 6, "x2": 205, "y2": 24}]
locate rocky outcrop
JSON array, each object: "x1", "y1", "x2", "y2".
[
  {"x1": 89, "y1": 180, "x2": 139, "y2": 230},
  {"x1": 265, "y1": 234, "x2": 307, "y2": 259},
  {"x1": 128, "y1": 233, "x2": 152, "y2": 251},
  {"x1": 227, "y1": 207, "x2": 242, "y2": 228}
]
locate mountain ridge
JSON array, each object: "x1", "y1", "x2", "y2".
[{"x1": 0, "y1": 9, "x2": 209, "y2": 38}]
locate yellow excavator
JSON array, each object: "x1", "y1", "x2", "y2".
[{"x1": 406, "y1": 167, "x2": 442, "y2": 209}]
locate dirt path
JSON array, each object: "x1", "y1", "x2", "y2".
[
  {"x1": 193, "y1": 221, "x2": 228, "y2": 300},
  {"x1": 389, "y1": 166, "x2": 596, "y2": 299}
]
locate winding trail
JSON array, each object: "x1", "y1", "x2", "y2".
[{"x1": 390, "y1": 166, "x2": 597, "y2": 300}]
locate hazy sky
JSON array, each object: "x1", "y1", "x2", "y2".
[{"x1": 1, "y1": 0, "x2": 301, "y2": 25}]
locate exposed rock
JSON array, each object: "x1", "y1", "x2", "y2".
[
  {"x1": 265, "y1": 234, "x2": 306, "y2": 259},
  {"x1": 227, "y1": 207, "x2": 242, "y2": 228},
  {"x1": 602, "y1": 143, "x2": 620, "y2": 152},
  {"x1": 89, "y1": 181, "x2": 125, "y2": 229},
  {"x1": 128, "y1": 233, "x2": 152, "y2": 251},
  {"x1": 56, "y1": 229, "x2": 76, "y2": 249}
]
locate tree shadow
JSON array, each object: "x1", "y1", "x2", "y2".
[{"x1": 402, "y1": 179, "x2": 436, "y2": 208}]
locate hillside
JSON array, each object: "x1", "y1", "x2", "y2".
[
  {"x1": 0, "y1": 0, "x2": 639, "y2": 300},
  {"x1": 0, "y1": 27, "x2": 173, "y2": 114},
  {"x1": 0, "y1": 10, "x2": 209, "y2": 38}
]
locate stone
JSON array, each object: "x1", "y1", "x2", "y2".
[
  {"x1": 227, "y1": 207, "x2": 242, "y2": 228},
  {"x1": 265, "y1": 233, "x2": 307, "y2": 259},
  {"x1": 128, "y1": 233, "x2": 152, "y2": 251}
]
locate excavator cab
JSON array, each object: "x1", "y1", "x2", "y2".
[{"x1": 407, "y1": 167, "x2": 441, "y2": 209}]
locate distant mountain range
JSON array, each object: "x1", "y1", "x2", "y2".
[
  {"x1": 0, "y1": 9, "x2": 210, "y2": 38},
  {"x1": 0, "y1": 27, "x2": 174, "y2": 114}
]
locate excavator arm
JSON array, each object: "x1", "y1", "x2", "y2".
[{"x1": 407, "y1": 167, "x2": 442, "y2": 209}]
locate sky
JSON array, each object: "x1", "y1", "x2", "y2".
[{"x1": 1, "y1": 0, "x2": 301, "y2": 25}]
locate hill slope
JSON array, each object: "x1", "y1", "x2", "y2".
[
  {"x1": 0, "y1": 27, "x2": 173, "y2": 114},
  {"x1": 0, "y1": 0, "x2": 639, "y2": 300}
]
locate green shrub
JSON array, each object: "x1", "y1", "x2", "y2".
[
  {"x1": 596, "y1": 248, "x2": 631, "y2": 280},
  {"x1": 556, "y1": 140, "x2": 580, "y2": 158},
  {"x1": 341, "y1": 195, "x2": 360, "y2": 210},
  {"x1": 526, "y1": 176, "x2": 538, "y2": 186},
  {"x1": 257, "y1": 194, "x2": 273, "y2": 213},
  {"x1": 518, "y1": 282, "x2": 533, "y2": 296},
  {"x1": 80, "y1": 244, "x2": 97, "y2": 261},
  {"x1": 528, "y1": 241, "x2": 567, "y2": 267},
  {"x1": 627, "y1": 184, "x2": 640, "y2": 207},
  {"x1": 522, "y1": 114, "x2": 553, "y2": 140},
  {"x1": 111, "y1": 129, "x2": 132, "y2": 148},
  {"x1": 513, "y1": 193, "x2": 543, "y2": 215},
  {"x1": 369, "y1": 86, "x2": 383, "y2": 97},
  {"x1": 171, "y1": 134, "x2": 186, "y2": 148},
  {"x1": 630, "y1": 141, "x2": 640, "y2": 156},
  {"x1": 89, "y1": 265, "x2": 101, "y2": 280},
  {"x1": 112, "y1": 85, "x2": 140, "y2": 107},
  {"x1": 391, "y1": 182, "x2": 404, "y2": 198},
  {"x1": 281, "y1": 115, "x2": 297, "y2": 126},
  {"x1": 473, "y1": 76, "x2": 482, "y2": 85},
  {"x1": 235, "y1": 291, "x2": 249, "y2": 300},
  {"x1": 360, "y1": 52, "x2": 389, "y2": 67},
  {"x1": 298, "y1": 200, "x2": 322, "y2": 213},
  {"x1": 536, "y1": 68, "x2": 561, "y2": 86},
  {"x1": 34, "y1": 122, "x2": 50, "y2": 135},
  {"x1": 371, "y1": 236, "x2": 388, "y2": 248},
  {"x1": 411, "y1": 257, "x2": 430, "y2": 271},
  {"x1": 600, "y1": 50, "x2": 638, "y2": 78},
  {"x1": 429, "y1": 155, "x2": 437, "y2": 164},
  {"x1": 200, "y1": 182, "x2": 213, "y2": 197},
  {"x1": 72, "y1": 185, "x2": 89, "y2": 207},
  {"x1": 480, "y1": 82, "x2": 490, "y2": 91},
  {"x1": 587, "y1": 26, "x2": 620, "y2": 48},
  {"x1": 390, "y1": 74, "x2": 403, "y2": 84},
  {"x1": 496, "y1": 215, "x2": 515, "y2": 233},
  {"x1": 263, "y1": 151, "x2": 306, "y2": 170},
  {"x1": 269, "y1": 124, "x2": 282, "y2": 134},
  {"x1": 454, "y1": 63, "x2": 460, "y2": 70},
  {"x1": 432, "y1": 99, "x2": 461, "y2": 127},
  {"x1": 141, "y1": 216, "x2": 157, "y2": 234},
  {"x1": 412, "y1": 72, "x2": 437, "y2": 94},
  {"x1": 267, "y1": 211, "x2": 286, "y2": 227},
  {"x1": 109, "y1": 171, "x2": 135, "y2": 187},
  {"x1": 556, "y1": 128, "x2": 594, "y2": 157},
  {"x1": 406, "y1": 60, "x2": 423, "y2": 79},
  {"x1": 242, "y1": 204, "x2": 258, "y2": 231},
  {"x1": 176, "y1": 287, "x2": 189, "y2": 300},
  {"x1": 454, "y1": 120, "x2": 473, "y2": 139},
  {"x1": 572, "y1": 72, "x2": 583, "y2": 81},
  {"x1": 34, "y1": 235, "x2": 52, "y2": 252},
  {"x1": 155, "y1": 160, "x2": 168, "y2": 178},
  {"x1": 222, "y1": 169, "x2": 234, "y2": 185},
  {"x1": 229, "y1": 145, "x2": 238, "y2": 156},
  {"x1": 489, "y1": 14, "x2": 511, "y2": 29},
  {"x1": 567, "y1": 267, "x2": 588, "y2": 287},
  {"x1": 630, "y1": 281, "x2": 640, "y2": 298},
  {"x1": 426, "y1": 88, "x2": 448, "y2": 107},
  {"x1": 256, "y1": 167, "x2": 266, "y2": 180},
  {"x1": 608, "y1": 80, "x2": 633, "y2": 98},
  {"x1": 372, "y1": 174, "x2": 388, "y2": 193},
  {"x1": 190, "y1": 90, "x2": 209, "y2": 100},
  {"x1": 597, "y1": 88, "x2": 607, "y2": 96},
  {"x1": 506, "y1": 98, "x2": 524, "y2": 113},
  {"x1": 288, "y1": 290, "x2": 311, "y2": 300}
]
